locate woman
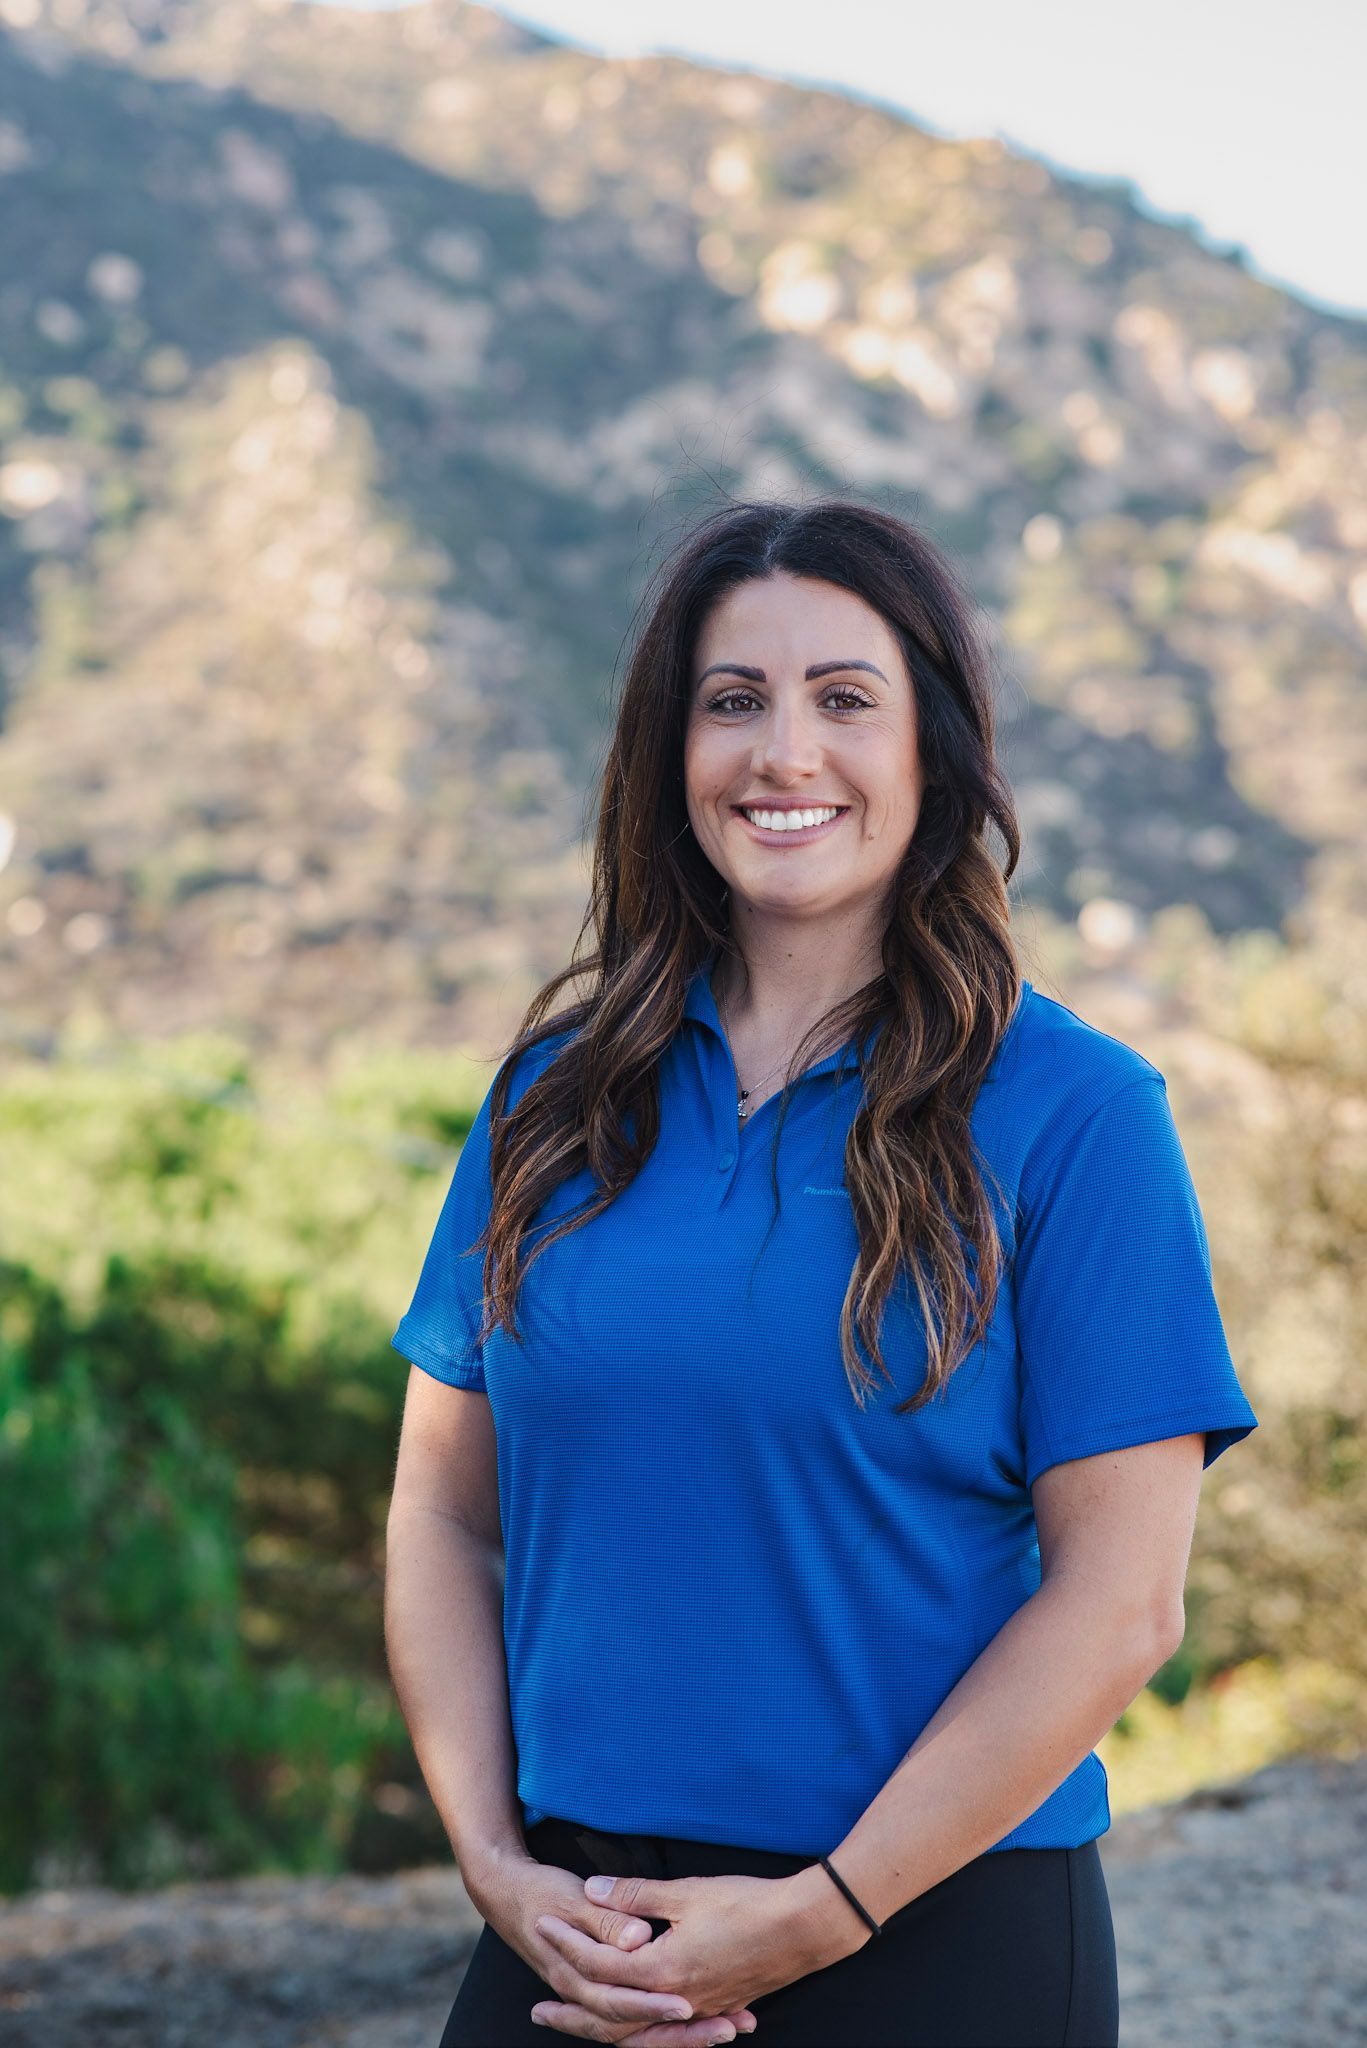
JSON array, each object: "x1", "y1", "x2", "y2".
[{"x1": 384, "y1": 497, "x2": 1259, "y2": 2048}]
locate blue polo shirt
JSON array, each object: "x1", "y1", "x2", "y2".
[{"x1": 391, "y1": 952, "x2": 1258, "y2": 1857}]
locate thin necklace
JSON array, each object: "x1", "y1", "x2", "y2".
[{"x1": 715, "y1": 981, "x2": 809, "y2": 1123}]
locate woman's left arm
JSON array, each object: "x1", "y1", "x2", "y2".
[{"x1": 784, "y1": 1429, "x2": 1204, "y2": 1949}]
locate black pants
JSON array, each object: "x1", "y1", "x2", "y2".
[{"x1": 440, "y1": 1812, "x2": 1119, "y2": 2048}]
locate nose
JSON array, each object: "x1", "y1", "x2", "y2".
[{"x1": 751, "y1": 700, "x2": 824, "y2": 780}]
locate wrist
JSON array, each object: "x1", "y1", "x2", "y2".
[
  {"x1": 779, "y1": 1859, "x2": 877, "y2": 1970},
  {"x1": 457, "y1": 1835, "x2": 534, "y2": 1916}
]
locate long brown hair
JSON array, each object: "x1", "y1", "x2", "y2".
[{"x1": 475, "y1": 495, "x2": 1023, "y2": 1415}]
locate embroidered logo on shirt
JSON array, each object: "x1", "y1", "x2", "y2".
[{"x1": 803, "y1": 1183, "x2": 849, "y2": 1196}]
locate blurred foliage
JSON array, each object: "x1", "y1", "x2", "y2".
[
  {"x1": 1102, "y1": 1656, "x2": 1359, "y2": 1819},
  {"x1": 0, "y1": 1036, "x2": 494, "y2": 1895},
  {"x1": 1033, "y1": 869, "x2": 1367, "y2": 1786},
  {"x1": 0, "y1": 1266, "x2": 403, "y2": 1893}
]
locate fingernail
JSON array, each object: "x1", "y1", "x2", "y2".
[{"x1": 585, "y1": 1874, "x2": 614, "y2": 1898}]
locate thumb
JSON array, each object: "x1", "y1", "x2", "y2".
[{"x1": 583, "y1": 1871, "x2": 665, "y2": 1947}]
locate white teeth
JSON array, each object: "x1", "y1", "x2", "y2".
[{"x1": 741, "y1": 806, "x2": 842, "y2": 832}]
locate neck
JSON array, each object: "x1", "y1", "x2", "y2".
[{"x1": 711, "y1": 915, "x2": 885, "y2": 1041}]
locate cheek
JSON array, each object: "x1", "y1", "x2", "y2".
[
  {"x1": 848, "y1": 768, "x2": 917, "y2": 838},
  {"x1": 684, "y1": 727, "x2": 729, "y2": 798},
  {"x1": 852, "y1": 729, "x2": 918, "y2": 803}
]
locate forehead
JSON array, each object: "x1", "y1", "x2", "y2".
[{"x1": 692, "y1": 573, "x2": 900, "y2": 673}]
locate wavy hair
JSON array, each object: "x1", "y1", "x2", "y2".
[{"x1": 473, "y1": 496, "x2": 1023, "y2": 1414}]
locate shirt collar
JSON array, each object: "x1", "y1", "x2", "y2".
[{"x1": 682, "y1": 952, "x2": 1032, "y2": 1088}]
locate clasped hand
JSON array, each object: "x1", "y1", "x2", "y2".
[{"x1": 523, "y1": 1862, "x2": 840, "y2": 2045}]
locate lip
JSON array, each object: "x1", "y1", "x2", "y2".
[{"x1": 732, "y1": 803, "x2": 850, "y2": 846}]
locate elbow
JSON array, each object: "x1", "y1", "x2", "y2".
[
  {"x1": 1093, "y1": 1588, "x2": 1184, "y2": 1686},
  {"x1": 1144, "y1": 1596, "x2": 1186, "y2": 1674}
]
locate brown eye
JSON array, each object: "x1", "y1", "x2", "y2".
[{"x1": 708, "y1": 688, "x2": 872, "y2": 715}]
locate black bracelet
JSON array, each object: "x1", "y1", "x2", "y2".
[{"x1": 818, "y1": 1855, "x2": 883, "y2": 1938}]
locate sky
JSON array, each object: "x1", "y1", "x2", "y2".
[{"x1": 313, "y1": 0, "x2": 1367, "y2": 323}]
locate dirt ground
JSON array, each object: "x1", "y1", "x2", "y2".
[{"x1": 1, "y1": 1752, "x2": 1362, "y2": 2047}]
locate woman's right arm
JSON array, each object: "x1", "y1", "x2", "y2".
[
  {"x1": 384, "y1": 1364, "x2": 757, "y2": 2044},
  {"x1": 384, "y1": 1363, "x2": 528, "y2": 1913}
]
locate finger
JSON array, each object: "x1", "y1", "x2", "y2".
[
  {"x1": 540, "y1": 1907, "x2": 661, "y2": 1964},
  {"x1": 531, "y1": 1922, "x2": 696, "y2": 2029},
  {"x1": 532, "y1": 1990, "x2": 700, "y2": 2039},
  {"x1": 584, "y1": 1872, "x2": 681, "y2": 1924},
  {"x1": 583, "y1": 1873, "x2": 673, "y2": 1951},
  {"x1": 593, "y1": 2010, "x2": 757, "y2": 2048},
  {"x1": 541, "y1": 1910, "x2": 656, "y2": 1956},
  {"x1": 535, "y1": 2008, "x2": 741, "y2": 2047},
  {"x1": 613, "y1": 2016, "x2": 744, "y2": 2048},
  {"x1": 530, "y1": 1999, "x2": 730, "y2": 2043},
  {"x1": 530, "y1": 1972, "x2": 696, "y2": 2032},
  {"x1": 534, "y1": 1913, "x2": 687, "y2": 2007},
  {"x1": 614, "y1": 2012, "x2": 757, "y2": 2048}
]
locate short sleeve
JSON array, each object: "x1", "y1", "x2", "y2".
[
  {"x1": 1014, "y1": 1072, "x2": 1258, "y2": 1490},
  {"x1": 390, "y1": 1074, "x2": 498, "y2": 1392}
]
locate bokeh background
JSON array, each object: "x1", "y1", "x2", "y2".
[{"x1": 1, "y1": 0, "x2": 1363, "y2": 1907}]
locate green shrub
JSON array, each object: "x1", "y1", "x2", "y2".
[{"x1": 0, "y1": 1262, "x2": 404, "y2": 1893}]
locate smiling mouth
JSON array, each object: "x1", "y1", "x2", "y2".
[{"x1": 733, "y1": 803, "x2": 850, "y2": 841}]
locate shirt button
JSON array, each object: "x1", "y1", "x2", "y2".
[{"x1": 718, "y1": 1152, "x2": 735, "y2": 1171}]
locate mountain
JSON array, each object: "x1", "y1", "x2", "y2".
[{"x1": 1, "y1": 0, "x2": 1364, "y2": 1056}]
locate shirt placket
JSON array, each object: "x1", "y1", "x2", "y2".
[
  {"x1": 681, "y1": 955, "x2": 873, "y2": 1213},
  {"x1": 704, "y1": 1043, "x2": 850, "y2": 1212}
]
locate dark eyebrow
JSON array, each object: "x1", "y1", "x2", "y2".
[{"x1": 696, "y1": 659, "x2": 889, "y2": 685}]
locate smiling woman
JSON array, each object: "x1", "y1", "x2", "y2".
[{"x1": 384, "y1": 495, "x2": 1258, "y2": 2048}]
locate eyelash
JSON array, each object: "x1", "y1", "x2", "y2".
[{"x1": 706, "y1": 687, "x2": 874, "y2": 717}]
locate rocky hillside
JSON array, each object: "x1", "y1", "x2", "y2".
[
  {"x1": 0, "y1": 0, "x2": 1364, "y2": 1055},
  {"x1": 0, "y1": 1753, "x2": 1362, "y2": 2046}
]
